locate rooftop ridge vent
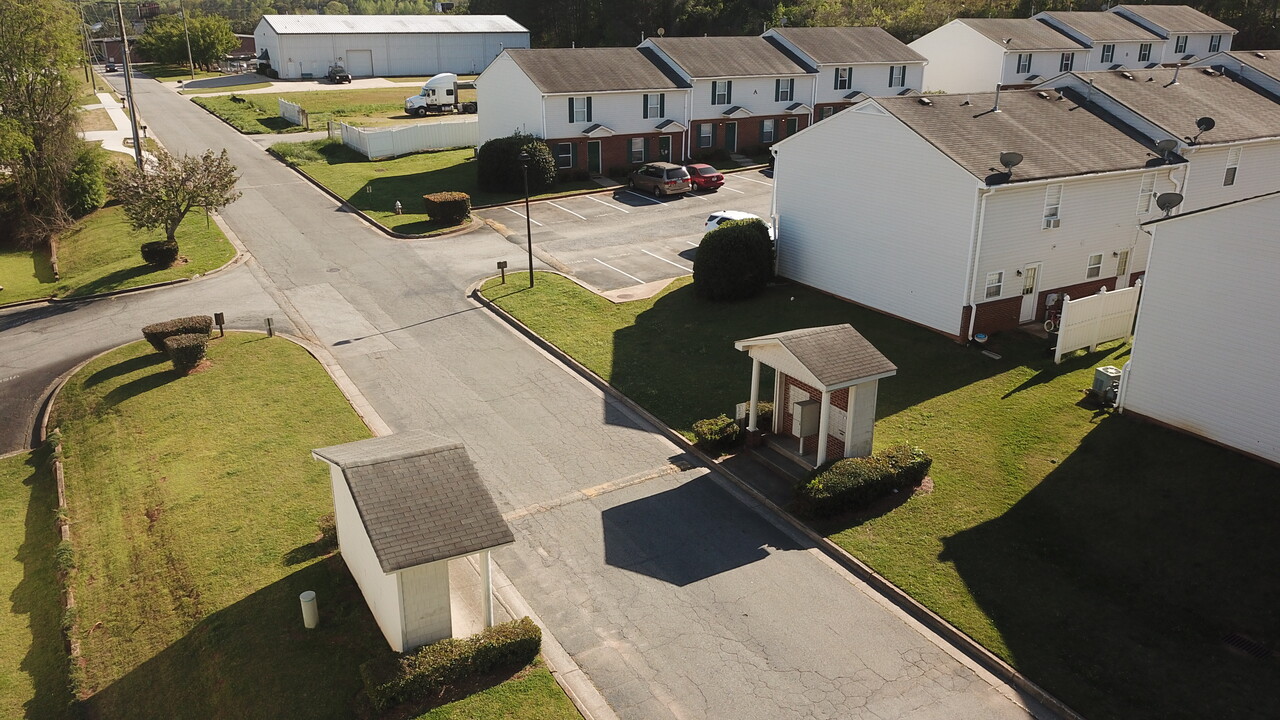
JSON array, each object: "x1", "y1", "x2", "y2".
[
  {"x1": 918, "y1": 96, "x2": 932, "y2": 106},
  {"x1": 1037, "y1": 90, "x2": 1051, "y2": 99},
  {"x1": 1122, "y1": 71, "x2": 1134, "y2": 80},
  {"x1": 1255, "y1": 52, "x2": 1267, "y2": 59}
]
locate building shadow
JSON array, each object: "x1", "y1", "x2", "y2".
[
  {"x1": 602, "y1": 474, "x2": 806, "y2": 587},
  {"x1": 938, "y1": 415, "x2": 1280, "y2": 719},
  {"x1": 180, "y1": 73, "x2": 267, "y2": 90}
]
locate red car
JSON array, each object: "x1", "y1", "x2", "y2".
[{"x1": 685, "y1": 163, "x2": 725, "y2": 191}]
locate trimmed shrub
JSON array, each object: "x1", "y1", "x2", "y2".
[
  {"x1": 361, "y1": 616, "x2": 541, "y2": 712},
  {"x1": 163, "y1": 333, "x2": 208, "y2": 373},
  {"x1": 422, "y1": 191, "x2": 471, "y2": 224},
  {"x1": 140, "y1": 239, "x2": 180, "y2": 267},
  {"x1": 476, "y1": 132, "x2": 556, "y2": 194},
  {"x1": 752, "y1": 401, "x2": 774, "y2": 429},
  {"x1": 692, "y1": 414, "x2": 741, "y2": 452},
  {"x1": 693, "y1": 219, "x2": 773, "y2": 301},
  {"x1": 317, "y1": 512, "x2": 337, "y2": 550},
  {"x1": 142, "y1": 315, "x2": 213, "y2": 352},
  {"x1": 65, "y1": 144, "x2": 108, "y2": 217},
  {"x1": 796, "y1": 445, "x2": 932, "y2": 518}
]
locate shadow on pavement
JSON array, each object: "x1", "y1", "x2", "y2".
[{"x1": 179, "y1": 72, "x2": 268, "y2": 90}]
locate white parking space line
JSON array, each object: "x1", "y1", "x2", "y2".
[
  {"x1": 595, "y1": 258, "x2": 645, "y2": 283},
  {"x1": 547, "y1": 201, "x2": 587, "y2": 220},
  {"x1": 684, "y1": 192, "x2": 709, "y2": 201},
  {"x1": 587, "y1": 195, "x2": 629, "y2": 213},
  {"x1": 686, "y1": 241, "x2": 700, "y2": 247},
  {"x1": 505, "y1": 206, "x2": 543, "y2": 227},
  {"x1": 640, "y1": 248, "x2": 693, "y2": 272},
  {"x1": 623, "y1": 190, "x2": 664, "y2": 205},
  {"x1": 720, "y1": 185, "x2": 747, "y2": 194},
  {"x1": 733, "y1": 175, "x2": 774, "y2": 187}
]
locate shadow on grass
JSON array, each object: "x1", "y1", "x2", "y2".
[
  {"x1": 999, "y1": 345, "x2": 1119, "y2": 399},
  {"x1": 32, "y1": 245, "x2": 57, "y2": 285},
  {"x1": 83, "y1": 352, "x2": 167, "y2": 388},
  {"x1": 9, "y1": 445, "x2": 75, "y2": 719},
  {"x1": 62, "y1": 264, "x2": 157, "y2": 299},
  {"x1": 80, "y1": 555, "x2": 391, "y2": 720},
  {"x1": 283, "y1": 538, "x2": 333, "y2": 567},
  {"x1": 101, "y1": 366, "x2": 183, "y2": 409},
  {"x1": 939, "y1": 416, "x2": 1280, "y2": 720}
]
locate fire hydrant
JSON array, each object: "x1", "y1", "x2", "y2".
[{"x1": 394, "y1": 200, "x2": 403, "y2": 215}]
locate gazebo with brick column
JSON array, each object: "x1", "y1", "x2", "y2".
[{"x1": 735, "y1": 324, "x2": 896, "y2": 467}]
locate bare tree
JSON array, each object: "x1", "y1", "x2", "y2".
[{"x1": 107, "y1": 149, "x2": 242, "y2": 248}]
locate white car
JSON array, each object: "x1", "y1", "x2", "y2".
[{"x1": 704, "y1": 210, "x2": 775, "y2": 239}]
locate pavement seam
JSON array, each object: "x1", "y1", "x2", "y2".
[{"x1": 502, "y1": 462, "x2": 687, "y2": 523}]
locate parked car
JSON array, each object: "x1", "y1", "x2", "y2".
[
  {"x1": 685, "y1": 163, "x2": 725, "y2": 191},
  {"x1": 105, "y1": 62, "x2": 117, "y2": 72},
  {"x1": 326, "y1": 63, "x2": 352, "y2": 83},
  {"x1": 628, "y1": 162, "x2": 692, "y2": 196},
  {"x1": 704, "y1": 210, "x2": 775, "y2": 239}
]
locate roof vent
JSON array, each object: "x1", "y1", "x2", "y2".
[
  {"x1": 918, "y1": 96, "x2": 932, "y2": 105},
  {"x1": 961, "y1": 96, "x2": 971, "y2": 106},
  {"x1": 1003, "y1": 37, "x2": 1013, "y2": 44},
  {"x1": 1202, "y1": 67, "x2": 1220, "y2": 76},
  {"x1": 1122, "y1": 71, "x2": 1134, "y2": 80},
  {"x1": 1147, "y1": 76, "x2": 1156, "y2": 82},
  {"x1": 1037, "y1": 90, "x2": 1051, "y2": 99},
  {"x1": 1255, "y1": 52, "x2": 1267, "y2": 59}
]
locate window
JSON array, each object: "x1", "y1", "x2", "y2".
[
  {"x1": 569, "y1": 96, "x2": 591, "y2": 123},
  {"x1": 698, "y1": 122, "x2": 713, "y2": 148},
  {"x1": 1175, "y1": 35, "x2": 1188, "y2": 54},
  {"x1": 760, "y1": 118, "x2": 775, "y2": 143},
  {"x1": 1116, "y1": 250, "x2": 1130, "y2": 277},
  {"x1": 1101, "y1": 44, "x2": 1115, "y2": 64},
  {"x1": 643, "y1": 93, "x2": 663, "y2": 119},
  {"x1": 1137, "y1": 172, "x2": 1155, "y2": 214},
  {"x1": 1138, "y1": 43, "x2": 1152, "y2": 63},
  {"x1": 820, "y1": 106, "x2": 835, "y2": 120},
  {"x1": 555, "y1": 142, "x2": 574, "y2": 169},
  {"x1": 629, "y1": 137, "x2": 645, "y2": 163},
  {"x1": 888, "y1": 65, "x2": 906, "y2": 87},
  {"x1": 834, "y1": 66, "x2": 852, "y2": 90},
  {"x1": 1017, "y1": 53, "x2": 1032, "y2": 74},
  {"x1": 1209, "y1": 34, "x2": 1222, "y2": 52},
  {"x1": 775, "y1": 78, "x2": 794, "y2": 102},
  {"x1": 985, "y1": 271, "x2": 1004, "y2": 299},
  {"x1": 1043, "y1": 184, "x2": 1062, "y2": 229},
  {"x1": 1086, "y1": 253, "x2": 1103, "y2": 279},
  {"x1": 1224, "y1": 146, "x2": 1241, "y2": 186},
  {"x1": 1060, "y1": 53, "x2": 1075, "y2": 72},
  {"x1": 712, "y1": 80, "x2": 732, "y2": 105}
]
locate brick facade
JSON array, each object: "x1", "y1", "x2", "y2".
[
  {"x1": 971, "y1": 295, "x2": 1024, "y2": 336},
  {"x1": 690, "y1": 113, "x2": 809, "y2": 155},
  {"x1": 778, "y1": 374, "x2": 849, "y2": 464},
  {"x1": 813, "y1": 102, "x2": 852, "y2": 121},
  {"x1": 970, "y1": 273, "x2": 1139, "y2": 339},
  {"x1": 1035, "y1": 276, "x2": 1122, "y2": 321},
  {"x1": 547, "y1": 132, "x2": 686, "y2": 178}
]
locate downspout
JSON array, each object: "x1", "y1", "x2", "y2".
[
  {"x1": 963, "y1": 185, "x2": 995, "y2": 341},
  {"x1": 811, "y1": 66, "x2": 819, "y2": 120}
]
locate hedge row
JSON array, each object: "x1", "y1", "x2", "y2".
[
  {"x1": 422, "y1": 191, "x2": 471, "y2": 224},
  {"x1": 141, "y1": 239, "x2": 180, "y2": 267},
  {"x1": 692, "y1": 414, "x2": 740, "y2": 452},
  {"x1": 142, "y1": 316, "x2": 213, "y2": 352},
  {"x1": 163, "y1": 334, "x2": 208, "y2": 372},
  {"x1": 361, "y1": 617, "x2": 542, "y2": 712},
  {"x1": 796, "y1": 445, "x2": 932, "y2": 518}
]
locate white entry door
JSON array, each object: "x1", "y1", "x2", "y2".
[
  {"x1": 1019, "y1": 262, "x2": 1041, "y2": 323},
  {"x1": 345, "y1": 49, "x2": 373, "y2": 76}
]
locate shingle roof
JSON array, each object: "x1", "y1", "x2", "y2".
[
  {"x1": 261, "y1": 14, "x2": 527, "y2": 35},
  {"x1": 737, "y1": 324, "x2": 896, "y2": 388},
  {"x1": 876, "y1": 89, "x2": 1164, "y2": 183},
  {"x1": 648, "y1": 36, "x2": 810, "y2": 78},
  {"x1": 768, "y1": 27, "x2": 926, "y2": 65},
  {"x1": 1111, "y1": 5, "x2": 1236, "y2": 35},
  {"x1": 1040, "y1": 11, "x2": 1163, "y2": 43},
  {"x1": 505, "y1": 48, "x2": 688, "y2": 93},
  {"x1": 313, "y1": 431, "x2": 513, "y2": 574},
  {"x1": 1071, "y1": 67, "x2": 1280, "y2": 143},
  {"x1": 1225, "y1": 50, "x2": 1280, "y2": 83},
  {"x1": 959, "y1": 18, "x2": 1087, "y2": 52}
]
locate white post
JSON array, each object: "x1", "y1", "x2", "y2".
[
  {"x1": 843, "y1": 386, "x2": 857, "y2": 457},
  {"x1": 747, "y1": 358, "x2": 762, "y2": 431},
  {"x1": 1089, "y1": 287, "x2": 1107, "y2": 352},
  {"x1": 815, "y1": 390, "x2": 831, "y2": 464},
  {"x1": 482, "y1": 549, "x2": 493, "y2": 628},
  {"x1": 1054, "y1": 294, "x2": 1072, "y2": 364}
]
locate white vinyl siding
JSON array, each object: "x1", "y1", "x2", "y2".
[
  {"x1": 328, "y1": 466, "x2": 405, "y2": 651},
  {"x1": 475, "y1": 54, "x2": 547, "y2": 143},
  {"x1": 1224, "y1": 146, "x2": 1241, "y2": 186},
  {"x1": 1086, "y1": 253, "x2": 1103, "y2": 279},
  {"x1": 910, "y1": 20, "x2": 1006, "y2": 93},
  {"x1": 1137, "y1": 172, "x2": 1156, "y2": 214},
  {"x1": 1043, "y1": 184, "x2": 1062, "y2": 229},
  {"x1": 1017, "y1": 53, "x2": 1032, "y2": 74},
  {"x1": 985, "y1": 271, "x2": 1004, "y2": 299}
]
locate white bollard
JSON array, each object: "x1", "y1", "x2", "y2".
[{"x1": 300, "y1": 590, "x2": 319, "y2": 629}]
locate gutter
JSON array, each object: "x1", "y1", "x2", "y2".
[{"x1": 964, "y1": 185, "x2": 994, "y2": 341}]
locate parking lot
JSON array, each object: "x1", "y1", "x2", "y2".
[{"x1": 475, "y1": 169, "x2": 774, "y2": 292}]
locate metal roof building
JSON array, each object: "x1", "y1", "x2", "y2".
[{"x1": 253, "y1": 13, "x2": 529, "y2": 79}]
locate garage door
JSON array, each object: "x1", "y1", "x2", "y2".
[{"x1": 345, "y1": 49, "x2": 373, "y2": 77}]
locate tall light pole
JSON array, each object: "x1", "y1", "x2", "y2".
[
  {"x1": 179, "y1": 0, "x2": 195, "y2": 80},
  {"x1": 115, "y1": 0, "x2": 144, "y2": 170},
  {"x1": 519, "y1": 150, "x2": 534, "y2": 287}
]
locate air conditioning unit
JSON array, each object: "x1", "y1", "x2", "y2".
[
  {"x1": 1092, "y1": 366, "x2": 1122, "y2": 405},
  {"x1": 1043, "y1": 217, "x2": 1061, "y2": 229}
]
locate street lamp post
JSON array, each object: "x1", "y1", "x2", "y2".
[{"x1": 519, "y1": 150, "x2": 534, "y2": 287}]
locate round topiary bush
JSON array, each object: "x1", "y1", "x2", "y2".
[
  {"x1": 476, "y1": 132, "x2": 556, "y2": 194},
  {"x1": 163, "y1": 333, "x2": 208, "y2": 373},
  {"x1": 140, "y1": 239, "x2": 180, "y2": 267},
  {"x1": 693, "y1": 219, "x2": 774, "y2": 301},
  {"x1": 422, "y1": 191, "x2": 471, "y2": 224},
  {"x1": 692, "y1": 414, "x2": 742, "y2": 452},
  {"x1": 142, "y1": 315, "x2": 213, "y2": 352}
]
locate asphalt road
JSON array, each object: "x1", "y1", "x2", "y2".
[{"x1": 0, "y1": 70, "x2": 1051, "y2": 719}]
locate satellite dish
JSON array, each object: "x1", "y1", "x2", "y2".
[
  {"x1": 1156, "y1": 138, "x2": 1178, "y2": 153},
  {"x1": 1195, "y1": 116, "x2": 1216, "y2": 132},
  {"x1": 1156, "y1": 192, "x2": 1184, "y2": 214},
  {"x1": 999, "y1": 151, "x2": 1024, "y2": 172},
  {"x1": 657, "y1": 27, "x2": 665, "y2": 37}
]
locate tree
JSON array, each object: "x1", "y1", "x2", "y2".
[
  {"x1": 692, "y1": 219, "x2": 773, "y2": 301},
  {"x1": 324, "y1": 1, "x2": 349, "y2": 13},
  {"x1": 107, "y1": 149, "x2": 242, "y2": 250},
  {"x1": 136, "y1": 11, "x2": 237, "y2": 69}
]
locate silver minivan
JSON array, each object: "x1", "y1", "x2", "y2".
[{"x1": 628, "y1": 162, "x2": 692, "y2": 196}]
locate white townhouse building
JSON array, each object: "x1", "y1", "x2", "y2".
[
  {"x1": 909, "y1": 18, "x2": 1088, "y2": 93},
  {"x1": 770, "y1": 89, "x2": 1181, "y2": 341},
  {"x1": 762, "y1": 26, "x2": 926, "y2": 120},
  {"x1": 476, "y1": 47, "x2": 691, "y2": 176},
  {"x1": 1194, "y1": 48, "x2": 1280, "y2": 96},
  {"x1": 1034, "y1": 11, "x2": 1166, "y2": 70},
  {"x1": 639, "y1": 36, "x2": 814, "y2": 158},
  {"x1": 1108, "y1": 4, "x2": 1235, "y2": 63}
]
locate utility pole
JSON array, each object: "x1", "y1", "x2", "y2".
[
  {"x1": 78, "y1": 1, "x2": 96, "y2": 90},
  {"x1": 179, "y1": 0, "x2": 195, "y2": 80},
  {"x1": 116, "y1": 0, "x2": 144, "y2": 170}
]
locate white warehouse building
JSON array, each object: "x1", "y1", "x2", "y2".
[{"x1": 253, "y1": 14, "x2": 529, "y2": 80}]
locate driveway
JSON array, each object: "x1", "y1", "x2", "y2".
[{"x1": 476, "y1": 172, "x2": 773, "y2": 292}]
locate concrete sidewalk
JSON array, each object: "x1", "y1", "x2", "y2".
[{"x1": 81, "y1": 92, "x2": 155, "y2": 162}]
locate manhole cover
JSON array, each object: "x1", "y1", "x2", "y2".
[
  {"x1": 326, "y1": 267, "x2": 341, "y2": 273},
  {"x1": 1224, "y1": 632, "x2": 1271, "y2": 659}
]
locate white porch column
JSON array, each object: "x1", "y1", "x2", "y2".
[
  {"x1": 747, "y1": 357, "x2": 762, "y2": 431},
  {"x1": 843, "y1": 385, "x2": 857, "y2": 457},
  {"x1": 815, "y1": 389, "x2": 832, "y2": 463},
  {"x1": 481, "y1": 549, "x2": 493, "y2": 628},
  {"x1": 847, "y1": 380, "x2": 879, "y2": 457}
]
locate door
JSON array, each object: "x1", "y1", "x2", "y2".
[
  {"x1": 587, "y1": 140, "x2": 602, "y2": 176},
  {"x1": 1020, "y1": 263, "x2": 1041, "y2": 323},
  {"x1": 658, "y1": 135, "x2": 671, "y2": 161},
  {"x1": 725, "y1": 122, "x2": 737, "y2": 152},
  {"x1": 785, "y1": 116, "x2": 798, "y2": 137},
  {"x1": 345, "y1": 49, "x2": 373, "y2": 77}
]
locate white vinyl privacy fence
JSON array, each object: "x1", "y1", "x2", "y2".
[
  {"x1": 336, "y1": 118, "x2": 479, "y2": 160},
  {"x1": 1054, "y1": 280, "x2": 1142, "y2": 363},
  {"x1": 278, "y1": 98, "x2": 309, "y2": 129}
]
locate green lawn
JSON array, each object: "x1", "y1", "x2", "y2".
[
  {"x1": 194, "y1": 86, "x2": 478, "y2": 134},
  {"x1": 0, "y1": 449, "x2": 73, "y2": 720},
  {"x1": 0, "y1": 203, "x2": 235, "y2": 305},
  {"x1": 410, "y1": 662, "x2": 579, "y2": 720},
  {"x1": 275, "y1": 141, "x2": 598, "y2": 234},
  {"x1": 179, "y1": 82, "x2": 272, "y2": 95},
  {"x1": 480, "y1": 272, "x2": 1280, "y2": 720},
  {"x1": 135, "y1": 63, "x2": 223, "y2": 82}
]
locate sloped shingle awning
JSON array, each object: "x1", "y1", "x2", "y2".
[{"x1": 735, "y1": 324, "x2": 897, "y2": 392}]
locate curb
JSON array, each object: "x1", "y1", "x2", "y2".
[{"x1": 469, "y1": 276, "x2": 1084, "y2": 720}]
